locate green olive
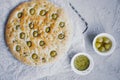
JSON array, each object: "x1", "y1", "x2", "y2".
[
  {"x1": 98, "y1": 47, "x2": 105, "y2": 52},
  {"x1": 105, "y1": 43, "x2": 112, "y2": 50},
  {"x1": 16, "y1": 45, "x2": 21, "y2": 52},
  {"x1": 45, "y1": 27, "x2": 50, "y2": 33},
  {"x1": 27, "y1": 41, "x2": 32, "y2": 47},
  {"x1": 52, "y1": 13, "x2": 58, "y2": 20},
  {"x1": 17, "y1": 12, "x2": 22, "y2": 18},
  {"x1": 95, "y1": 42, "x2": 102, "y2": 48},
  {"x1": 32, "y1": 53, "x2": 38, "y2": 60},
  {"x1": 20, "y1": 32, "x2": 25, "y2": 39},
  {"x1": 58, "y1": 33, "x2": 65, "y2": 39},
  {"x1": 50, "y1": 50, "x2": 57, "y2": 57},
  {"x1": 42, "y1": 58, "x2": 46, "y2": 62},
  {"x1": 39, "y1": 40, "x2": 45, "y2": 46},
  {"x1": 96, "y1": 37, "x2": 112, "y2": 52},
  {"x1": 96, "y1": 37, "x2": 103, "y2": 43},
  {"x1": 59, "y1": 22, "x2": 65, "y2": 28},
  {"x1": 33, "y1": 31, "x2": 38, "y2": 37},
  {"x1": 29, "y1": 22, "x2": 34, "y2": 29},
  {"x1": 40, "y1": 10, "x2": 47, "y2": 16},
  {"x1": 103, "y1": 37, "x2": 110, "y2": 44},
  {"x1": 16, "y1": 25, "x2": 20, "y2": 30},
  {"x1": 30, "y1": 8, "x2": 35, "y2": 15}
]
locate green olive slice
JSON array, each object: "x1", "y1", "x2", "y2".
[
  {"x1": 32, "y1": 53, "x2": 38, "y2": 60},
  {"x1": 20, "y1": 32, "x2": 25, "y2": 39},
  {"x1": 50, "y1": 50, "x2": 57, "y2": 57},
  {"x1": 29, "y1": 22, "x2": 34, "y2": 29},
  {"x1": 40, "y1": 10, "x2": 47, "y2": 16},
  {"x1": 16, "y1": 45, "x2": 21, "y2": 52},
  {"x1": 33, "y1": 31, "x2": 38, "y2": 37},
  {"x1": 27, "y1": 41, "x2": 32, "y2": 47},
  {"x1": 39, "y1": 40, "x2": 45, "y2": 46},
  {"x1": 45, "y1": 27, "x2": 50, "y2": 33},
  {"x1": 96, "y1": 37, "x2": 103, "y2": 43},
  {"x1": 52, "y1": 13, "x2": 58, "y2": 20},
  {"x1": 16, "y1": 25, "x2": 20, "y2": 30},
  {"x1": 30, "y1": 8, "x2": 35, "y2": 15},
  {"x1": 17, "y1": 12, "x2": 22, "y2": 18},
  {"x1": 59, "y1": 22, "x2": 65, "y2": 28},
  {"x1": 58, "y1": 33, "x2": 65, "y2": 39}
]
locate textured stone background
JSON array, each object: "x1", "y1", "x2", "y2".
[{"x1": 40, "y1": 0, "x2": 120, "y2": 80}]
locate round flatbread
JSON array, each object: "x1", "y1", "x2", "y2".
[{"x1": 6, "y1": 0, "x2": 72, "y2": 66}]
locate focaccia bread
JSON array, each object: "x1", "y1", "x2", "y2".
[{"x1": 6, "y1": 0, "x2": 72, "y2": 66}]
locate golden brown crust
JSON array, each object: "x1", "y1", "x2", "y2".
[{"x1": 6, "y1": 0, "x2": 72, "y2": 66}]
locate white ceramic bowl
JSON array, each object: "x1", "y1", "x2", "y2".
[
  {"x1": 71, "y1": 53, "x2": 94, "y2": 75},
  {"x1": 93, "y1": 33, "x2": 116, "y2": 56}
]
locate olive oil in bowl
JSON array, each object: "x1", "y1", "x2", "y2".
[
  {"x1": 74, "y1": 55, "x2": 90, "y2": 71},
  {"x1": 71, "y1": 53, "x2": 94, "y2": 75}
]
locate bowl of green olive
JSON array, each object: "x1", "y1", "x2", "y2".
[{"x1": 93, "y1": 33, "x2": 116, "y2": 56}]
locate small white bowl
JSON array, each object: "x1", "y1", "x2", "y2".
[
  {"x1": 93, "y1": 33, "x2": 116, "y2": 56},
  {"x1": 71, "y1": 53, "x2": 94, "y2": 75}
]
